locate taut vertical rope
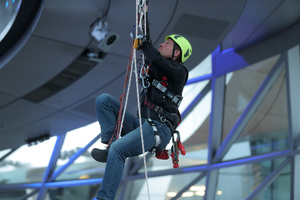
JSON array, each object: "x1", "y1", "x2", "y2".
[
  {"x1": 106, "y1": 0, "x2": 151, "y2": 199},
  {"x1": 134, "y1": 0, "x2": 151, "y2": 199}
]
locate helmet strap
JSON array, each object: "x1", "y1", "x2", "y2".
[{"x1": 171, "y1": 42, "x2": 176, "y2": 61}]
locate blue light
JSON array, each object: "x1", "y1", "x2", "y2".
[
  {"x1": 6, "y1": 1, "x2": 9, "y2": 7},
  {"x1": 12, "y1": 0, "x2": 15, "y2": 3}
]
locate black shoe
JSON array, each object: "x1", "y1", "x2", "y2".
[{"x1": 91, "y1": 148, "x2": 109, "y2": 163}]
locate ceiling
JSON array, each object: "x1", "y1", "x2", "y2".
[{"x1": 0, "y1": 0, "x2": 299, "y2": 151}]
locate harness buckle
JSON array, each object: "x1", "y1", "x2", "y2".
[
  {"x1": 152, "y1": 80, "x2": 167, "y2": 92},
  {"x1": 152, "y1": 79, "x2": 182, "y2": 108}
]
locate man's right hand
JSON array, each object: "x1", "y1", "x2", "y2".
[{"x1": 130, "y1": 26, "x2": 146, "y2": 49}]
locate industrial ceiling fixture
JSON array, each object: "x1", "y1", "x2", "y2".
[{"x1": 87, "y1": 17, "x2": 119, "y2": 62}]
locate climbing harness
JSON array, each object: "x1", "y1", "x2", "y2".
[{"x1": 142, "y1": 79, "x2": 186, "y2": 168}]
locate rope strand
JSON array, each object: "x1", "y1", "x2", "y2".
[
  {"x1": 135, "y1": 0, "x2": 151, "y2": 199},
  {"x1": 108, "y1": 0, "x2": 151, "y2": 198}
]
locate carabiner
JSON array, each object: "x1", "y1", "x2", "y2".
[{"x1": 158, "y1": 114, "x2": 166, "y2": 122}]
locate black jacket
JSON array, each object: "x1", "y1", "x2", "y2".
[{"x1": 140, "y1": 42, "x2": 188, "y2": 127}]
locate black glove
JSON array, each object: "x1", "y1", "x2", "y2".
[{"x1": 130, "y1": 26, "x2": 148, "y2": 50}]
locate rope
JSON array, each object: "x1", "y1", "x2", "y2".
[
  {"x1": 134, "y1": 0, "x2": 151, "y2": 199},
  {"x1": 118, "y1": 52, "x2": 134, "y2": 138},
  {"x1": 107, "y1": 46, "x2": 135, "y2": 146},
  {"x1": 107, "y1": 0, "x2": 151, "y2": 198}
]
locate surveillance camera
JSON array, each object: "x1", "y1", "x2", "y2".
[{"x1": 97, "y1": 30, "x2": 120, "y2": 53}]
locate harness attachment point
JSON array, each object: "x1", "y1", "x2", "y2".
[{"x1": 170, "y1": 131, "x2": 186, "y2": 168}]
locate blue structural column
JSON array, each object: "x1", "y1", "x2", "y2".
[
  {"x1": 285, "y1": 44, "x2": 300, "y2": 200},
  {"x1": 204, "y1": 46, "x2": 226, "y2": 200},
  {"x1": 37, "y1": 134, "x2": 66, "y2": 200}
]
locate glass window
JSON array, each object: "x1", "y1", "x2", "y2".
[
  {"x1": 223, "y1": 55, "x2": 289, "y2": 160},
  {"x1": 54, "y1": 122, "x2": 106, "y2": 181},
  {"x1": 165, "y1": 172, "x2": 207, "y2": 200},
  {"x1": 216, "y1": 158, "x2": 287, "y2": 200},
  {"x1": 0, "y1": 189, "x2": 28, "y2": 200},
  {"x1": 236, "y1": 68, "x2": 288, "y2": 154},
  {"x1": 0, "y1": 137, "x2": 56, "y2": 184},
  {"x1": 122, "y1": 172, "x2": 206, "y2": 200},
  {"x1": 223, "y1": 55, "x2": 281, "y2": 139},
  {"x1": 254, "y1": 163, "x2": 290, "y2": 200},
  {"x1": 48, "y1": 184, "x2": 100, "y2": 200},
  {"x1": 188, "y1": 54, "x2": 212, "y2": 79}
]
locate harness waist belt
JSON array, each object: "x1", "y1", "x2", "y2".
[{"x1": 143, "y1": 100, "x2": 180, "y2": 128}]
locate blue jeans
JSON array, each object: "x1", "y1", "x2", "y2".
[{"x1": 95, "y1": 93, "x2": 172, "y2": 200}]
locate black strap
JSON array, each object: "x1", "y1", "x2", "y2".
[
  {"x1": 152, "y1": 79, "x2": 183, "y2": 107},
  {"x1": 147, "y1": 118, "x2": 161, "y2": 151},
  {"x1": 143, "y1": 100, "x2": 179, "y2": 131}
]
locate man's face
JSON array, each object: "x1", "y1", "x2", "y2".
[{"x1": 158, "y1": 39, "x2": 174, "y2": 59}]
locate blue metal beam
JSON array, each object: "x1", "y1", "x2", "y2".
[
  {"x1": 212, "y1": 46, "x2": 249, "y2": 77},
  {"x1": 37, "y1": 134, "x2": 66, "y2": 200},
  {"x1": 294, "y1": 134, "x2": 300, "y2": 149},
  {"x1": 50, "y1": 133, "x2": 101, "y2": 181},
  {"x1": 0, "y1": 178, "x2": 103, "y2": 190},
  {"x1": 185, "y1": 73, "x2": 212, "y2": 85},
  {"x1": 1, "y1": 150, "x2": 300, "y2": 195},
  {"x1": 122, "y1": 165, "x2": 208, "y2": 182},
  {"x1": 204, "y1": 45, "x2": 227, "y2": 200},
  {"x1": 123, "y1": 148, "x2": 300, "y2": 182},
  {"x1": 0, "y1": 183, "x2": 42, "y2": 190},
  {"x1": 45, "y1": 178, "x2": 103, "y2": 188},
  {"x1": 285, "y1": 44, "x2": 300, "y2": 200},
  {"x1": 205, "y1": 75, "x2": 225, "y2": 200}
]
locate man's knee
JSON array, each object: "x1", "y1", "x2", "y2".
[
  {"x1": 96, "y1": 93, "x2": 112, "y2": 107},
  {"x1": 109, "y1": 141, "x2": 126, "y2": 156}
]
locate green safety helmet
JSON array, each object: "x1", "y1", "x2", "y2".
[{"x1": 165, "y1": 34, "x2": 192, "y2": 63}]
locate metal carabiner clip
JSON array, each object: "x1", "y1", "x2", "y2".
[{"x1": 158, "y1": 114, "x2": 166, "y2": 122}]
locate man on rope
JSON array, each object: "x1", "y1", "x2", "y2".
[{"x1": 92, "y1": 32, "x2": 192, "y2": 200}]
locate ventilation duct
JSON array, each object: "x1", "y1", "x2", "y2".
[{"x1": 23, "y1": 52, "x2": 99, "y2": 103}]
